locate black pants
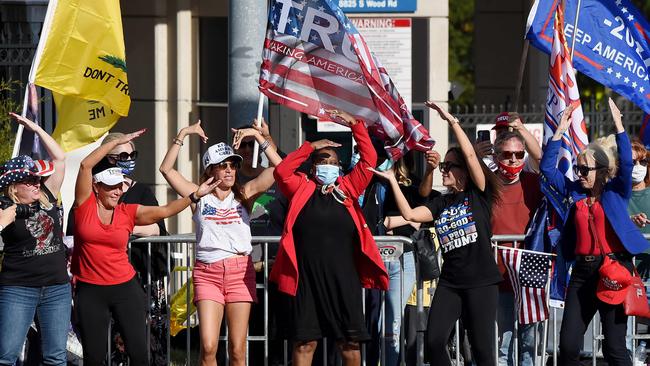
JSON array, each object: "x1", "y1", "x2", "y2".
[
  {"x1": 74, "y1": 277, "x2": 147, "y2": 366},
  {"x1": 559, "y1": 258, "x2": 632, "y2": 366},
  {"x1": 426, "y1": 284, "x2": 498, "y2": 366}
]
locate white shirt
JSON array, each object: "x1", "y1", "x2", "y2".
[{"x1": 193, "y1": 192, "x2": 252, "y2": 263}]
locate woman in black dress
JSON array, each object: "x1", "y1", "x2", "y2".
[{"x1": 271, "y1": 110, "x2": 388, "y2": 366}]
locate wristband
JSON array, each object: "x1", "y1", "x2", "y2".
[
  {"x1": 259, "y1": 140, "x2": 270, "y2": 153},
  {"x1": 189, "y1": 192, "x2": 200, "y2": 204},
  {"x1": 173, "y1": 137, "x2": 184, "y2": 146}
]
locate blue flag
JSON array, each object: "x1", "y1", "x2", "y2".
[{"x1": 526, "y1": 0, "x2": 650, "y2": 114}]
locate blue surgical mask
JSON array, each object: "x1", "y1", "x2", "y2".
[
  {"x1": 350, "y1": 152, "x2": 360, "y2": 169},
  {"x1": 376, "y1": 158, "x2": 393, "y2": 172},
  {"x1": 315, "y1": 164, "x2": 340, "y2": 185},
  {"x1": 116, "y1": 160, "x2": 136, "y2": 176}
]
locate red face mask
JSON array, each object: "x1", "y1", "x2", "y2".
[{"x1": 497, "y1": 160, "x2": 524, "y2": 181}]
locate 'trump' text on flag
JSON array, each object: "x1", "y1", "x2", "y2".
[{"x1": 259, "y1": 0, "x2": 434, "y2": 159}]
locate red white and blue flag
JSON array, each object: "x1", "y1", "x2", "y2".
[
  {"x1": 259, "y1": 0, "x2": 434, "y2": 159},
  {"x1": 543, "y1": 1, "x2": 589, "y2": 181},
  {"x1": 500, "y1": 247, "x2": 553, "y2": 324}
]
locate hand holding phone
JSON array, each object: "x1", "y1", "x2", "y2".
[{"x1": 477, "y1": 130, "x2": 491, "y2": 143}]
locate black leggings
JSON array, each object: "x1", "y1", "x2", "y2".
[
  {"x1": 426, "y1": 284, "x2": 498, "y2": 366},
  {"x1": 559, "y1": 258, "x2": 632, "y2": 366},
  {"x1": 74, "y1": 277, "x2": 147, "y2": 366}
]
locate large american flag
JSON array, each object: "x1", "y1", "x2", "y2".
[
  {"x1": 259, "y1": 0, "x2": 434, "y2": 159},
  {"x1": 500, "y1": 247, "x2": 552, "y2": 324},
  {"x1": 544, "y1": 1, "x2": 589, "y2": 179}
]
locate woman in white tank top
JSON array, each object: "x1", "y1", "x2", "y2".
[{"x1": 160, "y1": 119, "x2": 282, "y2": 366}]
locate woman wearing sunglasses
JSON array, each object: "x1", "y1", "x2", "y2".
[
  {"x1": 71, "y1": 129, "x2": 219, "y2": 366},
  {"x1": 159, "y1": 120, "x2": 281, "y2": 366},
  {"x1": 0, "y1": 113, "x2": 68, "y2": 365},
  {"x1": 371, "y1": 102, "x2": 502, "y2": 366},
  {"x1": 541, "y1": 99, "x2": 650, "y2": 366}
]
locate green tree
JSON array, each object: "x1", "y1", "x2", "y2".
[
  {"x1": 448, "y1": 0, "x2": 475, "y2": 105},
  {"x1": 0, "y1": 80, "x2": 21, "y2": 162}
]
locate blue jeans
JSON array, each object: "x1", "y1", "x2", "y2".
[
  {"x1": 382, "y1": 252, "x2": 416, "y2": 366},
  {"x1": 498, "y1": 291, "x2": 536, "y2": 366},
  {"x1": 0, "y1": 283, "x2": 71, "y2": 366}
]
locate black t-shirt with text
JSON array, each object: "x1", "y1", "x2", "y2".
[
  {"x1": 425, "y1": 186, "x2": 502, "y2": 289},
  {"x1": 0, "y1": 187, "x2": 68, "y2": 286}
]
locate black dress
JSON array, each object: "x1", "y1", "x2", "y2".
[{"x1": 287, "y1": 190, "x2": 370, "y2": 342}]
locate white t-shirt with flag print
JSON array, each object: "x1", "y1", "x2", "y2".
[{"x1": 193, "y1": 192, "x2": 252, "y2": 263}]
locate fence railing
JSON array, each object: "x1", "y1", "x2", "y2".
[{"x1": 126, "y1": 233, "x2": 650, "y2": 366}]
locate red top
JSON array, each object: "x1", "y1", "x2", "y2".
[
  {"x1": 574, "y1": 198, "x2": 625, "y2": 256},
  {"x1": 271, "y1": 122, "x2": 389, "y2": 296},
  {"x1": 492, "y1": 172, "x2": 543, "y2": 291},
  {"x1": 71, "y1": 193, "x2": 139, "y2": 285}
]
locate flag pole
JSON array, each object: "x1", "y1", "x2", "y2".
[
  {"x1": 569, "y1": 0, "x2": 582, "y2": 61},
  {"x1": 513, "y1": 41, "x2": 529, "y2": 112},
  {"x1": 251, "y1": 92, "x2": 265, "y2": 169}
]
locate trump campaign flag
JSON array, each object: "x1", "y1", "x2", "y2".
[
  {"x1": 526, "y1": 0, "x2": 650, "y2": 114},
  {"x1": 259, "y1": 0, "x2": 434, "y2": 159},
  {"x1": 27, "y1": 0, "x2": 127, "y2": 152}
]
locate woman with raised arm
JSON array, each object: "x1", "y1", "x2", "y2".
[
  {"x1": 271, "y1": 110, "x2": 388, "y2": 366},
  {"x1": 541, "y1": 99, "x2": 649, "y2": 366},
  {"x1": 159, "y1": 120, "x2": 281, "y2": 366},
  {"x1": 0, "y1": 113, "x2": 68, "y2": 365},
  {"x1": 72, "y1": 129, "x2": 219, "y2": 366},
  {"x1": 371, "y1": 102, "x2": 502, "y2": 366}
]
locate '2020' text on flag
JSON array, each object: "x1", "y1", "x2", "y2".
[
  {"x1": 31, "y1": 0, "x2": 128, "y2": 151},
  {"x1": 259, "y1": 0, "x2": 434, "y2": 159},
  {"x1": 526, "y1": 0, "x2": 650, "y2": 114},
  {"x1": 500, "y1": 247, "x2": 552, "y2": 324}
]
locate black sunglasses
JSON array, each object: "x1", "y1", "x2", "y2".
[
  {"x1": 633, "y1": 159, "x2": 648, "y2": 167},
  {"x1": 573, "y1": 164, "x2": 605, "y2": 177},
  {"x1": 107, "y1": 151, "x2": 138, "y2": 162},
  {"x1": 214, "y1": 161, "x2": 241, "y2": 170},
  {"x1": 439, "y1": 161, "x2": 461, "y2": 173},
  {"x1": 497, "y1": 150, "x2": 526, "y2": 160}
]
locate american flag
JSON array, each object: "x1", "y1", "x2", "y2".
[
  {"x1": 500, "y1": 247, "x2": 552, "y2": 324},
  {"x1": 259, "y1": 0, "x2": 434, "y2": 159},
  {"x1": 543, "y1": 1, "x2": 589, "y2": 180}
]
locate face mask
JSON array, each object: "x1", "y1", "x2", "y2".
[
  {"x1": 350, "y1": 152, "x2": 360, "y2": 169},
  {"x1": 315, "y1": 164, "x2": 340, "y2": 185},
  {"x1": 632, "y1": 164, "x2": 647, "y2": 184},
  {"x1": 376, "y1": 158, "x2": 393, "y2": 172},
  {"x1": 116, "y1": 160, "x2": 136, "y2": 176},
  {"x1": 497, "y1": 161, "x2": 524, "y2": 182}
]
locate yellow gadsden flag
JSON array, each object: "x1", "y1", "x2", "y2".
[{"x1": 32, "y1": 0, "x2": 129, "y2": 151}]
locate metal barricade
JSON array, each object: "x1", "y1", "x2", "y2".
[{"x1": 129, "y1": 234, "x2": 420, "y2": 366}]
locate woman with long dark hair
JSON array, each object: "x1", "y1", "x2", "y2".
[
  {"x1": 541, "y1": 99, "x2": 649, "y2": 366},
  {"x1": 159, "y1": 120, "x2": 281, "y2": 366},
  {"x1": 371, "y1": 101, "x2": 502, "y2": 366}
]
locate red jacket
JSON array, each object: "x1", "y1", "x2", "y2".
[{"x1": 270, "y1": 122, "x2": 389, "y2": 296}]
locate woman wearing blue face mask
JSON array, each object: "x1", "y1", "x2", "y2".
[{"x1": 272, "y1": 109, "x2": 389, "y2": 366}]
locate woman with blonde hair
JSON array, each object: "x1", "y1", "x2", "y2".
[
  {"x1": 159, "y1": 120, "x2": 281, "y2": 366},
  {"x1": 541, "y1": 99, "x2": 649, "y2": 366},
  {"x1": 0, "y1": 113, "x2": 68, "y2": 365}
]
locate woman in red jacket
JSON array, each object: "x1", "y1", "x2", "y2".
[{"x1": 271, "y1": 110, "x2": 388, "y2": 366}]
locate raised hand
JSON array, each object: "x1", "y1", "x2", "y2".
[
  {"x1": 424, "y1": 101, "x2": 459, "y2": 125},
  {"x1": 425, "y1": 150, "x2": 441, "y2": 172},
  {"x1": 608, "y1": 97, "x2": 624, "y2": 133},
  {"x1": 475, "y1": 141, "x2": 494, "y2": 159},
  {"x1": 553, "y1": 103, "x2": 577, "y2": 141},
  {"x1": 232, "y1": 127, "x2": 261, "y2": 149},
  {"x1": 8, "y1": 112, "x2": 40, "y2": 132},
  {"x1": 252, "y1": 118, "x2": 270, "y2": 137},
  {"x1": 117, "y1": 129, "x2": 146, "y2": 145},
  {"x1": 195, "y1": 177, "x2": 222, "y2": 198},
  {"x1": 326, "y1": 109, "x2": 358, "y2": 126},
  {"x1": 182, "y1": 120, "x2": 208, "y2": 143},
  {"x1": 310, "y1": 139, "x2": 342, "y2": 150}
]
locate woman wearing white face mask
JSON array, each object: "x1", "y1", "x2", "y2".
[
  {"x1": 628, "y1": 141, "x2": 650, "y2": 232},
  {"x1": 272, "y1": 109, "x2": 388, "y2": 366}
]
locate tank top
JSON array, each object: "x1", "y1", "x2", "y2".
[{"x1": 193, "y1": 191, "x2": 252, "y2": 263}]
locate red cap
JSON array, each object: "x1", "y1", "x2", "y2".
[
  {"x1": 596, "y1": 257, "x2": 632, "y2": 305},
  {"x1": 492, "y1": 112, "x2": 510, "y2": 130}
]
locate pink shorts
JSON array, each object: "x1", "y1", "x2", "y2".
[{"x1": 193, "y1": 255, "x2": 257, "y2": 305}]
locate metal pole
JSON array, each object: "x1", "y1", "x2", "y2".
[
  {"x1": 455, "y1": 320, "x2": 460, "y2": 364},
  {"x1": 264, "y1": 241, "x2": 269, "y2": 366},
  {"x1": 416, "y1": 262, "x2": 424, "y2": 366},
  {"x1": 553, "y1": 308, "x2": 558, "y2": 366},
  {"x1": 569, "y1": 0, "x2": 583, "y2": 62},
  {"x1": 228, "y1": 0, "x2": 268, "y2": 131},
  {"x1": 513, "y1": 41, "x2": 529, "y2": 112}
]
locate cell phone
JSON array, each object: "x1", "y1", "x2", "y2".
[{"x1": 477, "y1": 130, "x2": 491, "y2": 143}]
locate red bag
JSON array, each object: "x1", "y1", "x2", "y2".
[{"x1": 624, "y1": 274, "x2": 650, "y2": 318}]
